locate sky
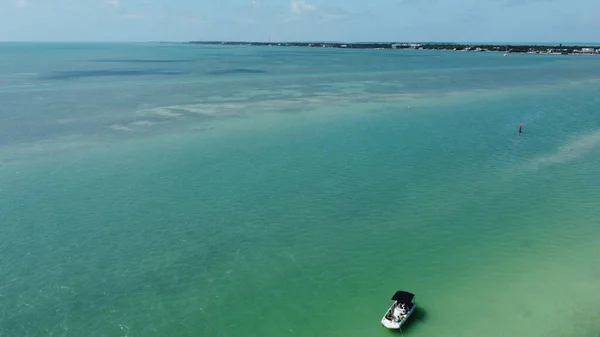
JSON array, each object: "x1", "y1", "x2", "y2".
[{"x1": 0, "y1": 0, "x2": 599, "y2": 42}]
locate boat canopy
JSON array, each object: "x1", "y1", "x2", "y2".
[{"x1": 391, "y1": 291, "x2": 415, "y2": 303}]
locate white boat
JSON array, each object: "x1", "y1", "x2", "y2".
[{"x1": 380, "y1": 290, "x2": 416, "y2": 330}]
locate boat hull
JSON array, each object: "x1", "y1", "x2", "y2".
[{"x1": 380, "y1": 303, "x2": 416, "y2": 329}]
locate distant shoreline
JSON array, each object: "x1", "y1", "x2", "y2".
[{"x1": 187, "y1": 41, "x2": 600, "y2": 56}]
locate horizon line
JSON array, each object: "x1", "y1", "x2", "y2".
[{"x1": 1, "y1": 40, "x2": 600, "y2": 45}]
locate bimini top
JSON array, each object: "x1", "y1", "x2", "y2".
[{"x1": 391, "y1": 291, "x2": 415, "y2": 303}]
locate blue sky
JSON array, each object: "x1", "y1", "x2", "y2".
[{"x1": 0, "y1": 0, "x2": 598, "y2": 42}]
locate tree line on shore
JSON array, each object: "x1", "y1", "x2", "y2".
[{"x1": 188, "y1": 41, "x2": 598, "y2": 54}]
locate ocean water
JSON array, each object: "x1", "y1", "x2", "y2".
[{"x1": 1, "y1": 43, "x2": 600, "y2": 337}]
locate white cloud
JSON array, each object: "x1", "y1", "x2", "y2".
[
  {"x1": 291, "y1": 0, "x2": 316, "y2": 15},
  {"x1": 106, "y1": 0, "x2": 120, "y2": 8},
  {"x1": 16, "y1": 0, "x2": 30, "y2": 7}
]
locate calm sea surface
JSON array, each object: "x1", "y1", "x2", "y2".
[{"x1": 1, "y1": 43, "x2": 600, "y2": 337}]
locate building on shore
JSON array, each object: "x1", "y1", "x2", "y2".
[
  {"x1": 573, "y1": 48, "x2": 600, "y2": 54},
  {"x1": 392, "y1": 43, "x2": 421, "y2": 49}
]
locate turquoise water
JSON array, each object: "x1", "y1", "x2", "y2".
[{"x1": 1, "y1": 43, "x2": 600, "y2": 337}]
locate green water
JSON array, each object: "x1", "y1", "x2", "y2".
[{"x1": 1, "y1": 44, "x2": 600, "y2": 337}]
